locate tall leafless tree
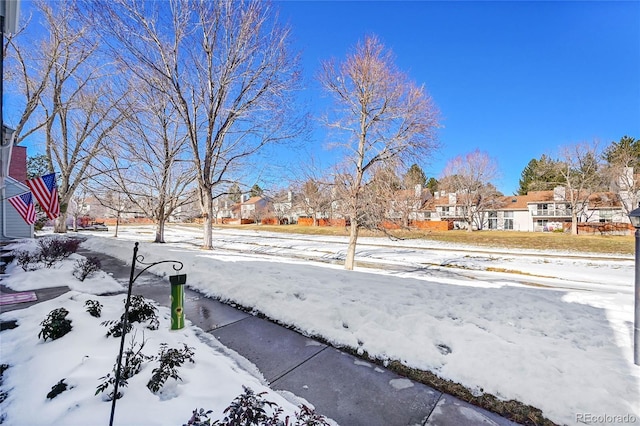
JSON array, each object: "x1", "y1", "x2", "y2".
[
  {"x1": 6, "y1": 1, "x2": 129, "y2": 233},
  {"x1": 440, "y1": 150, "x2": 502, "y2": 231},
  {"x1": 90, "y1": 84, "x2": 195, "y2": 243},
  {"x1": 88, "y1": 0, "x2": 304, "y2": 249},
  {"x1": 556, "y1": 141, "x2": 606, "y2": 235},
  {"x1": 318, "y1": 35, "x2": 439, "y2": 270}
]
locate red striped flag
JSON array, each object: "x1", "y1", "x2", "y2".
[
  {"x1": 7, "y1": 192, "x2": 37, "y2": 225},
  {"x1": 26, "y1": 173, "x2": 60, "y2": 220}
]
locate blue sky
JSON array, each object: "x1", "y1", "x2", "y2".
[
  {"x1": 9, "y1": 1, "x2": 640, "y2": 195},
  {"x1": 275, "y1": 0, "x2": 640, "y2": 194}
]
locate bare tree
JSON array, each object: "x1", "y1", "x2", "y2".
[
  {"x1": 556, "y1": 141, "x2": 606, "y2": 235},
  {"x1": 88, "y1": 0, "x2": 304, "y2": 249},
  {"x1": 318, "y1": 35, "x2": 439, "y2": 270},
  {"x1": 7, "y1": 1, "x2": 129, "y2": 233},
  {"x1": 90, "y1": 84, "x2": 196, "y2": 243},
  {"x1": 440, "y1": 150, "x2": 502, "y2": 231},
  {"x1": 603, "y1": 136, "x2": 640, "y2": 215},
  {"x1": 298, "y1": 179, "x2": 331, "y2": 226}
]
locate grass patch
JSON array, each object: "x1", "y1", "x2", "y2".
[{"x1": 203, "y1": 224, "x2": 634, "y2": 256}]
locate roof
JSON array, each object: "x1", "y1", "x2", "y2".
[
  {"x1": 420, "y1": 189, "x2": 624, "y2": 212},
  {"x1": 241, "y1": 196, "x2": 266, "y2": 205}
]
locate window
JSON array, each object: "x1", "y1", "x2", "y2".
[
  {"x1": 503, "y1": 211, "x2": 513, "y2": 230},
  {"x1": 488, "y1": 212, "x2": 497, "y2": 229},
  {"x1": 599, "y1": 209, "x2": 613, "y2": 223}
]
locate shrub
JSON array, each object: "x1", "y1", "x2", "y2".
[
  {"x1": 95, "y1": 372, "x2": 124, "y2": 401},
  {"x1": 73, "y1": 256, "x2": 101, "y2": 281},
  {"x1": 39, "y1": 308, "x2": 72, "y2": 341},
  {"x1": 128, "y1": 295, "x2": 159, "y2": 329},
  {"x1": 219, "y1": 387, "x2": 280, "y2": 426},
  {"x1": 15, "y1": 250, "x2": 38, "y2": 271},
  {"x1": 96, "y1": 336, "x2": 152, "y2": 401},
  {"x1": 293, "y1": 405, "x2": 330, "y2": 426},
  {"x1": 0, "y1": 364, "x2": 9, "y2": 404},
  {"x1": 147, "y1": 343, "x2": 195, "y2": 393},
  {"x1": 14, "y1": 237, "x2": 81, "y2": 270},
  {"x1": 37, "y1": 237, "x2": 81, "y2": 268},
  {"x1": 85, "y1": 300, "x2": 103, "y2": 318},
  {"x1": 102, "y1": 295, "x2": 159, "y2": 337},
  {"x1": 184, "y1": 408, "x2": 214, "y2": 426},
  {"x1": 185, "y1": 387, "x2": 330, "y2": 426},
  {"x1": 46, "y1": 379, "x2": 69, "y2": 399}
]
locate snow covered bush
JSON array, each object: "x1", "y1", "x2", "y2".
[
  {"x1": 102, "y1": 295, "x2": 159, "y2": 337},
  {"x1": 84, "y1": 300, "x2": 103, "y2": 318},
  {"x1": 15, "y1": 249, "x2": 38, "y2": 271},
  {"x1": 36, "y1": 237, "x2": 81, "y2": 268},
  {"x1": 38, "y1": 307, "x2": 72, "y2": 341},
  {"x1": 14, "y1": 237, "x2": 81, "y2": 270},
  {"x1": 46, "y1": 379, "x2": 69, "y2": 399},
  {"x1": 96, "y1": 337, "x2": 152, "y2": 401},
  {"x1": 147, "y1": 343, "x2": 195, "y2": 393},
  {"x1": 73, "y1": 256, "x2": 101, "y2": 281},
  {"x1": 185, "y1": 386, "x2": 330, "y2": 426}
]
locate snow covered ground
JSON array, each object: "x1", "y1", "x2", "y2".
[
  {"x1": 0, "y1": 238, "x2": 330, "y2": 426},
  {"x1": 2, "y1": 224, "x2": 639, "y2": 425}
]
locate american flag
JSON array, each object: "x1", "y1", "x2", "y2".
[
  {"x1": 7, "y1": 192, "x2": 37, "y2": 225},
  {"x1": 26, "y1": 173, "x2": 60, "y2": 220}
]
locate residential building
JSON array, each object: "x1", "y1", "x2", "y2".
[{"x1": 1, "y1": 126, "x2": 32, "y2": 240}]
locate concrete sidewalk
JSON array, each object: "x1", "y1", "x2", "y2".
[{"x1": 62, "y1": 248, "x2": 521, "y2": 425}]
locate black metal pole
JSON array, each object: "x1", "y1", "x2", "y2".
[
  {"x1": 634, "y1": 228, "x2": 639, "y2": 366},
  {"x1": 109, "y1": 242, "x2": 139, "y2": 426}
]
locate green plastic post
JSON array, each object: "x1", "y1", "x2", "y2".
[{"x1": 170, "y1": 274, "x2": 186, "y2": 330}]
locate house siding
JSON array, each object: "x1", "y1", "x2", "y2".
[{"x1": 1, "y1": 177, "x2": 33, "y2": 240}]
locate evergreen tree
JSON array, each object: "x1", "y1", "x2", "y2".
[
  {"x1": 250, "y1": 184, "x2": 263, "y2": 197},
  {"x1": 517, "y1": 154, "x2": 564, "y2": 195},
  {"x1": 603, "y1": 136, "x2": 639, "y2": 169},
  {"x1": 228, "y1": 183, "x2": 242, "y2": 203},
  {"x1": 425, "y1": 177, "x2": 439, "y2": 194},
  {"x1": 403, "y1": 163, "x2": 427, "y2": 189}
]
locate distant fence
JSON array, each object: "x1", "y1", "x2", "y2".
[
  {"x1": 298, "y1": 217, "x2": 348, "y2": 227},
  {"x1": 413, "y1": 220, "x2": 454, "y2": 231},
  {"x1": 577, "y1": 222, "x2": 634, "y2": 235}
]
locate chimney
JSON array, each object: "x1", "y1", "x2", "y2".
[
  {"x1": 288, "y1": 190, "x2": 292, "y2": 202},
  {"x1": 414, "y1": 184, "x2": 422, "y2": 198},
  {"x1": 553, "y1": 186, "x2": 565, "y2": 201}
]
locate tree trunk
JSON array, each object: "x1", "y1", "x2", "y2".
[
  {"x1": 53, "y1": 213, "x2": 67, "y2": 233},
  {"x1": 345, "y1": 219, "x2": 359, "y2": 270},
  {"x1": 155, "y1": 220, "x2": 165, "y2": 243},
  {"x1": 202, "y1": 190, "x2": 213, "y2": 249},
  {"x1": 571, "y1": 211, "x2": 579, "y2": 235},
  {"x1": 114, "y1": 211, "x2": 120, "y2": 238}
]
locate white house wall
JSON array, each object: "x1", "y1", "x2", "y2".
[
  {"x1": 1, "y1": 177, "x2": 33, "y2": 240},
  {"x1": 512, "y1": 210, "x2": 532, "y2": 232}
]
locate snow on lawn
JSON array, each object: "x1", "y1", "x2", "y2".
[
  {"x1": 75, "y1": 225, "x2": 639, "y2": 426},
  {"x1": 0, "y1": 239, "x2": 326, "y2": 426}
]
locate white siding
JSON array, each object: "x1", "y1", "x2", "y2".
[{"x1": 1, "y1": 177, "x2": 33, "y2": 240}]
